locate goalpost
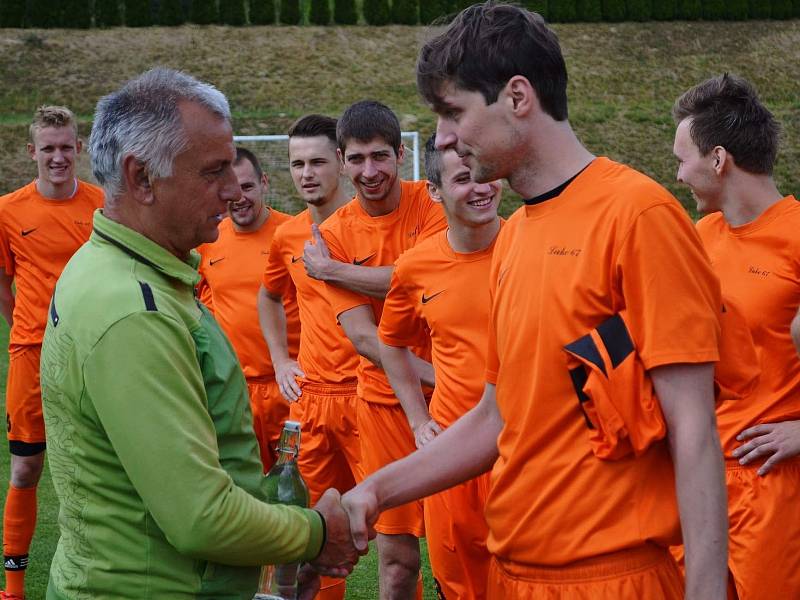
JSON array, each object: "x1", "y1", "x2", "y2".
[{"x1": 233, "y1": 132, "x2": 421, "y2": 215}]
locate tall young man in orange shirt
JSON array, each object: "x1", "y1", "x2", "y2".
[
  {"x1": 260, "y1": 114, "x2": 362, "y2": 600},
  {"x1": 0, "y1": 106, "x2": 103, "y2": 600},
  {"x1": 343, "y1": 4, "x2": 728, "y2": 599},
  {"x1": 673, "y1": 73, "x2": 800, "y2": 599},
  {"x1": 308, "y1": 101, "x2": 446, "y2": 598},
  {"x1": 378, "y1": 137, "x2": 502, "y2": 599},
  {"x1": 197, "y1": 147, "x2": 299, "y2": 469}
]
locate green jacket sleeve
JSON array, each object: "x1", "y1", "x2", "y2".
[{"x1": 82, "y1": 311, "x2": 324, "y2": 566}]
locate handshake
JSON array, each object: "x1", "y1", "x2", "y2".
[{"x1": 295, "y1": 483, "x2": 381, "y2": 598}]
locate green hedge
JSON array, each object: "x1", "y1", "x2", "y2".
[
  {"x1": 125, "y1": 0, "x2": 152, "y2": 26},
  {"x1": 333, "y1": 0, "x2": 357, "y2": 23},
  {"x1": 309, "y1": 0, "x2": 331, "y2": 24},
  {"x1": 5, "y1": 0, "x2": 800, "y2": 29},
  {"x1": 95, "y1": 0, "x2": 123, "y2": 26},
  {"x1": 191, "y1": 0, "x2": 218, "y2": 24},
  {"x1": 220, "y1": 0, "x2": 246, "y2": 24},
  {"x1": 363, "y1": 0, "x2": 390, "y2": 25},
  {"x1": 391, "y1": 0, "x2": 418, "y2": 24},
  {"x1": 158, "y1": 0, "x2": 185, "y2": 25},
  {"x1": 278, "y1": 0, "x2": 300, "y2": 23},
  {"x1": 249, "y1": 0, "x2": 276, "y2": 24}
]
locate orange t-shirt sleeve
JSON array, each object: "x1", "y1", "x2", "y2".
[
  {"x1": 378, "y1": 261, "x2": 427, "y2": 348},
  {"x1": 262, "y1": 234, "x2": 291, "y2": 297},
  {"x1": 616, "y1": 202, "x2": 721, "y2": 369},
  {"x1": 320, "y1": 227, "x2": 371, "y2": 319}
]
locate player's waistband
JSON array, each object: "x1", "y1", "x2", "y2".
[
  {"x1": 493, "y1": 543, "x2": 671, "y2": 582},
  {"x1": 725, "y1": 455, "x2": 800, "y2": 472},
  {"x1": 246, "y1": 375, "x2": 277, "y2": 386},
  {"x1": 300, "y1": 381, "x2": 358, "y2": 397}
]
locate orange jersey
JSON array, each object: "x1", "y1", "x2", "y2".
[
  {"x1": 262, "y1": 210, "x2": 359, "y2": 386},
  {"x1": 0, "y1": 180, "x2": 103, "y2": 348},
  {"x1": 696, "y1": 195, "x2": 800, "y2": 457},
  {"x1": 321, "y1": 180, "x2": 447, "y2": 404},
  {"x1": 379, "y1": 228, "x2": 501, "y2": 426},
  {"x1": 485, "y1": 158, "x2": 721, "y2": 566},
  {"x1": 197, "y1": 210, "x2": 299, "y2": 379}
]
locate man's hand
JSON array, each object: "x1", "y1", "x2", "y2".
[
  {"x1": 340, "y1": 482, "x2": 380, "y2": 554},
  {"x1": 733, "y1": 420, "x2": 800, "y2": 476},
  {"x1": 297, "y1": 563, "x2": 322, "y2": 600},
  {"x1": 304, "y1": 224, "x2": 338, "y2": 282},
  {"x1": 310, "y1": 488, "x2": 363, "y2": 577},
  {"x1": 274, "y1": 359, "x2": 305, "y2": 402},
  {"x1": 413, "y1": 418, "x2": 442, "y2": 448}
]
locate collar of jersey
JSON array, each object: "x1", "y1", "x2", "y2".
[{"x1": 92, "y1": 210, "x2": 201, "y2": 287}]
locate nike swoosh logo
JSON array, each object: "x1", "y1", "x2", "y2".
[
  {"x1": 421, "y1": 290, "x2": 445, "y2": 304},
  {"x1": 291, "y1": 256, "x2": 302, "y2": 263},
  {"x1": 353, "y1": 253, "x2": 376, "y2": 266},
  {"x1": 21, "y1": 228, "x2": 37, "y2": 237},
  {"x1": 209, "y1": 257, "x2": 225, "y2": 266}
]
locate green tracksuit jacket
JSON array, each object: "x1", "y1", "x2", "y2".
[{"x1": 41, "y1": 211, "x2": 323, "y2": 599}]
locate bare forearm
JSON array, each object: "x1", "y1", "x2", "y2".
[
  {"x1": 380, "y1": 343, "x2": 430, "y2": 430},
  {"x1": 653, "y1": 363, "x2": 727, "y2": 600},
  {"x1": 257, "y1": 286, "x2": 291, "y2": 364},
  {"x1": 324, "y1": 264, "x2": 392, "y2": 299},
  {"x1": 365, "y1": 385, "x2": 501, "y2": 511},
  {"x1": 410, "y1": 354, "x2": 435, "y2": 388},
  {"x1": 791, "y1": 310, "x2": 800, "y2": 356},
  {"x1": 671, "y1": 418, "x2": 728, "y2": 599}
]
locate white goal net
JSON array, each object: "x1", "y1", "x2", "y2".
[{"x1": 233, "y1": 132, "x2": 421, "y2": 215}]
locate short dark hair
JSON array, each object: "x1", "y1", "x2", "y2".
[
  {"x1": 417, "y1": 2, "x2": 568, "y2": 121},
  {"x1": 337, "y1": 100, "x2": 401, "y2": 155},
  {"x1": 672, "y1": 73, "x2": 780, "y2": 175},
  {"x1": 424, "y1": 133, "x2": 445, "y2": 187},
  {"x1": 288, "y1": 114, "x2": 338, "y2": 145},
  {"x1": 234, "y1": 146, "x2": 264, "y2": 179}
]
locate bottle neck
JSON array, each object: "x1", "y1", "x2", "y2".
[{"x1": 274, "y1": 427, "x2": 301, "y2": 465}]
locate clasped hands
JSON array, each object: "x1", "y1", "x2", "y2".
[{"x1": 299, "y1": 483, "x2": 381, "y2": 597}]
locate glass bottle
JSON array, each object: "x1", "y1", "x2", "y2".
[{"x1": 253, "y1": 420, "x2": 310, "y2": 600}]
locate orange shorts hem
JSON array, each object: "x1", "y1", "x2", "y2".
[
  {"x1": 6, "y1": 345, "x2": 45, "y2": 444},
  {"x1": 357, "y1": 399, "x2": 424, "y2": 537},
  {"x1": 487, "y1": 545, "x2": 683, "y2": 599}
]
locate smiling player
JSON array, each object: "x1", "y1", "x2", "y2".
[
  {"x1": 0, "y1": 106, "x2": 103, "y2": 600},
  {"x1": 196, "y1": 147, "x2": 300, "y2": 470},
  {"x1": 377, "y1": 136, "x2": 502, "y2": 599}
]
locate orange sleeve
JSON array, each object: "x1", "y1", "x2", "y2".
[
  {"x1": 320, "y1": 227, "x2": 370, "y2": 319},
  {"x1": 262, "y1": 233, "x2": 291, "y2": 297},
  {"x1": 616, "y1": 202, "x2": 721, "y2": 370},
  {"x1": 378, "y1": 260, "x2": 428, "y2": 348},
  {"x1": 0, "y1": 208, "x2": 14, "y2": 276}
]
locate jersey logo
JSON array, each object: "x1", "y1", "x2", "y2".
[
  {"x1": 209, "y1": 257, "x2": 225, "y2": 266},
  {"x1": 291, "y1": 255, "x2": 303, "y2": 263},
  {"x1": 353, "y1": 253, "x2": 376, "y2": 266},
  {"x1": 21, "y1": 228, "x2": 37, "y2": 237},
  {"x1": 421, "y1": 290, "x2": 445, "y2": 304}
]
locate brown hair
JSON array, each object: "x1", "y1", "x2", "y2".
[
  {"x1": 29, "y1": 105, "x2": 78, "y2": 143},
  {"x1": 672, "y1": 73, "x2": 780, "y2": 175},
  {"x1": 234, "y1": 146, "x2": 264, "y2": 180},
  {"x1": 417, "y1": 2, "x2": 568, "y2": 121},
  {"x1": 288, "y1": 114, "x2": 338, "y2": 145},
  {"x1": 336, "y1": 100, "x2": 401, "y2": 155}
]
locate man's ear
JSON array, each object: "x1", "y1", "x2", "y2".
[
  {"x1": 396, "y1": 143, "x2": 406, "y2": 166},
  {"x1": 27, "y1": 142, "x2": 36, "y2": 161},
  {"x1": 711, "y1": 146, "x2": 728, "y2": 176},
  {"x1": 75, "y1": 138, "x2": 83, "y2": 155},
  {"x1": 122, "y1": 154, "x2": 154, "y2": 205},
  {"x1": 337, "y1": 147, "x2": 345, "y2": 167},
  {"x1": 505, "y1": 75, "x2": 537, "y2": 118},
  {"x1": 427, "y1": 181, "x2": 443, "y2": 203}
]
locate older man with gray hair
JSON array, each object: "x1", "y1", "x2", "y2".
[{"x1": 39, "y1": 68, "x2": 359, "y2": 600}]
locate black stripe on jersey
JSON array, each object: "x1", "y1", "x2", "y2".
[{"x1": 138, "y1": 281, "x2": 157, "y2": 312}]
